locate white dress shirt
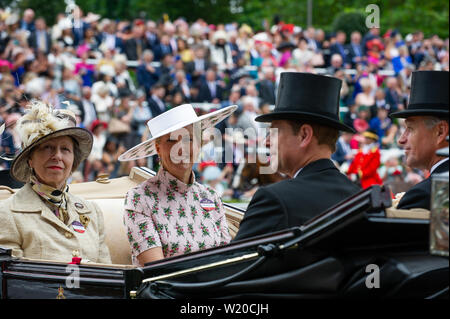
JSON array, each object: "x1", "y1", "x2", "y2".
[{"x1": 430, "y1": 157, "x2": 449, "y2": 175}]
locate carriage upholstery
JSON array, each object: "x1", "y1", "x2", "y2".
[
  {"x1": 68, "y1": 174, "x2": 140, "y2": 265},
  {"x1": 92, "y1": 198, "x2": 133, "y2": 265}
]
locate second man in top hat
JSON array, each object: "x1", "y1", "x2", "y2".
[
  {"x1": 390, "y1": 70, "x2": 449, "y2": 210},
  {"x1": 234, "y1": 72, "x2": 361, "y2": 240}
]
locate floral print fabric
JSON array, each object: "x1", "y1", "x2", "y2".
[{"x1": 124, "y1": 167, "x2": 231, "y2": 265}]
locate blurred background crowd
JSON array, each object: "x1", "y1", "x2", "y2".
[{"x1": 0, "y1": 6, "x2": 448, "y2": 203}]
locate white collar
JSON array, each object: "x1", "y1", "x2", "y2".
[
  {"x1": 293, "y1": 167, "x2": 303, "y2": 179},
  {"x1": 430, "y1": 157, "x2": 449, "y2": 175}
]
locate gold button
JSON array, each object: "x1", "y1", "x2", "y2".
[{"x1": 65, "y1": 232, "x2": 73, "y2": 238}]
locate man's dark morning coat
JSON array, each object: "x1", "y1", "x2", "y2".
[
  {"x1": 397, "y1": 160, "x2": 449, "y2": 210},
  {"x1": 234, "y1": 159, "x2": 361, "y2": 240}
]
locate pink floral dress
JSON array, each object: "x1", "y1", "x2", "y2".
[{"x1": 124, "y1": 168, "x2": 231, "y2": 266}]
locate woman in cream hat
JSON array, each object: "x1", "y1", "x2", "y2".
[
  {"x1": 210, "y1": 30, "x2": 233, "y2": 71},
  {"x1": 120, "y1": 103, "x2": 236, "y2": 266},
  {"x1": 0, "y1": 101, "x2": 111, "y2": 264}
]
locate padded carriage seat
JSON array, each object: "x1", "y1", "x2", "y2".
[
  {"x1": 69, "y1": 176, "x2": 140, "y2": 265},
  {"x1": 385, "y1": 207, "x2": 430, "y2": 219},
  {"x1": 91, "y1": 198, "x2": 133, "y2": 265}
]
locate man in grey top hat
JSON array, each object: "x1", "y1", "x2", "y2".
[
  {"x1": 234, "y1": 72, "x2": 361, "y2": 241},
  {"x1": 390, "y1": 70, "x2": 449, "y2": 210}
]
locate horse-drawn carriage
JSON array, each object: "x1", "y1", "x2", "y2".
[{"x1": 0, "y1": 166, "x2": 448, "y2": 299}]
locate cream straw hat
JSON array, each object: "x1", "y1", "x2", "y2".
[{"x1": 118, "y1": 104, "x2": 237, "y2": 161}]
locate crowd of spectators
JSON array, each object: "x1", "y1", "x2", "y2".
[{"x1": 1, "y1": 7, "x2": 448, "y2": 201}]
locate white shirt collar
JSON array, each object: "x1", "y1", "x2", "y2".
[
  {"x1": 430, "y1": 157, "x2": 449, "y2": 175},
  {"x1": 293, "y1": 167, "x2": 303, "y2": 179}
]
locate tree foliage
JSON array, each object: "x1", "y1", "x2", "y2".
[
  {"x1": 1, "y1": 0, "x2": 448, "y2": 38},
  {"x1": 332, "y1": 11, "x2": 368, "y2": 40}
]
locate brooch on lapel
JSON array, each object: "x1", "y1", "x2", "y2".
[{"x1": 79, "y1": 214, "x2": 90, "y2": 229}]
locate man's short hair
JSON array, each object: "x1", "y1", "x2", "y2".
[
  {"x1": 152, "y1": 83, "x2": 165, "y2": 91},
  {"x1": 286, "y1": 120, "x2": 339, "y2": 152},
  {"x1": 422, "y1": 116, "x2": 449, "y2": 129},
  {"x1": 142, "y1": 49, "x2": 154, "y2": 58}
]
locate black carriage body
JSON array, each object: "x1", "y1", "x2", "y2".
[
  {"x1": 0, "y1": 229, "x2": 301, "y2": 299},
  {"x1": 136, "y1": 186, "x2": 448, "y2": 299},
  {"x1": 1, "y1": 186, "x2": 448, "y2": 299},
  {"x1": 0, "y1": 250, "x2": 143, "y2": 299}
]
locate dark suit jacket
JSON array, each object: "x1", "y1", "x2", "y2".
[
  {"x1": 28, "y1": 30, "x2": 52, "y2": 54},
  {"x1": 20, "y1": 20, "x2": 36, "y2": 33},
  {"x1": 123, "y1": 37, "x2": 151, "y2": 61},
  {"x1": 306, "y1": 38, "x2": 321, "y2": 51},
  {"x1": 171, "y1": 83, "x2": 192, "y2": 102},
  {"x1": 329, "y1": 42, "x2": 348, "y2": 62},
  {"x1": 234, "y1": 159, "x2": 361, "y2": 240},
  {"x1": 332, "y1": 139, "x2": 351, "y2": 166},
  {"x1": 72, "y1": 21, "x2": 90, "y2": 47},
  {"x1": 137, "y1": 64, "x2": 160, "y2": 94},
  {"x1": 385, "y1": 88, "x2": 402, "y2": 112},
  {"x1": 146, "y1": 32, "x2": 160, "y2": 49},
  {"x1": 197, "y1": 81, "x2": 223, "y2": 103},
  {"x1": 185, "y1": 60, "x2": 211, "y2": 84},
  {"x1": 0, "y1": 170, "x2": 24, "y2": 189},
  {"x1": 258, "y1": 79, "x2": 276, "y2": 105},
  {"x1": 98, "y1": 33, "x2": 123, "y2": 52},
  {"x1": 345, "y1": 42, "x2": 364, "y2": 67},
  {"x1": 147, "y1": 97, "x2": 166, "y2": 117},
  {"x1": 153, "y1": 43, "x2": 173, "y2": 62},
  {"x1": 397, "y1": 160, "x2": 449, "y2": 210}
]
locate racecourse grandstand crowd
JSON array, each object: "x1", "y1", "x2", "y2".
[{"x1": 1, "y1": 7, "x2": 449, "y2": 200}]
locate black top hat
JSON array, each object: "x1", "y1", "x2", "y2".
[
  {"x1": 255, "y1": 72, "x2": 355, "y2": 132},
  {"x1": 276, "y1": 42, "x2": 296, "y2": 51},
  {"x1": 390, "y1": 71, "x2": 449, "y2": 119}
]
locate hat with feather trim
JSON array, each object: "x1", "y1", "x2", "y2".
[{"x1": 10, "y1": 101, "x2": 93, "y2": 182}]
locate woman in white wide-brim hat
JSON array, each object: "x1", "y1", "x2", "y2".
[
  {"x1": 120, "y1": 103, "x2": 237, "y2": 266},
  {"x1": 0, "y1": 101, "x2": 111, "y2": 263}
]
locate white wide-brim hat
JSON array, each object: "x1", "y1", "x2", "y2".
[{"x1": 118, "y1": 104, "x2": 237, "y2": 161}]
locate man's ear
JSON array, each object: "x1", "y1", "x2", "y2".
[
  {"x1": 298, "y1": 124, "x2": 314, "y2": 148},
  {"x1": 436, "y1": 121, "x2": 449, "y2": 145}
]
